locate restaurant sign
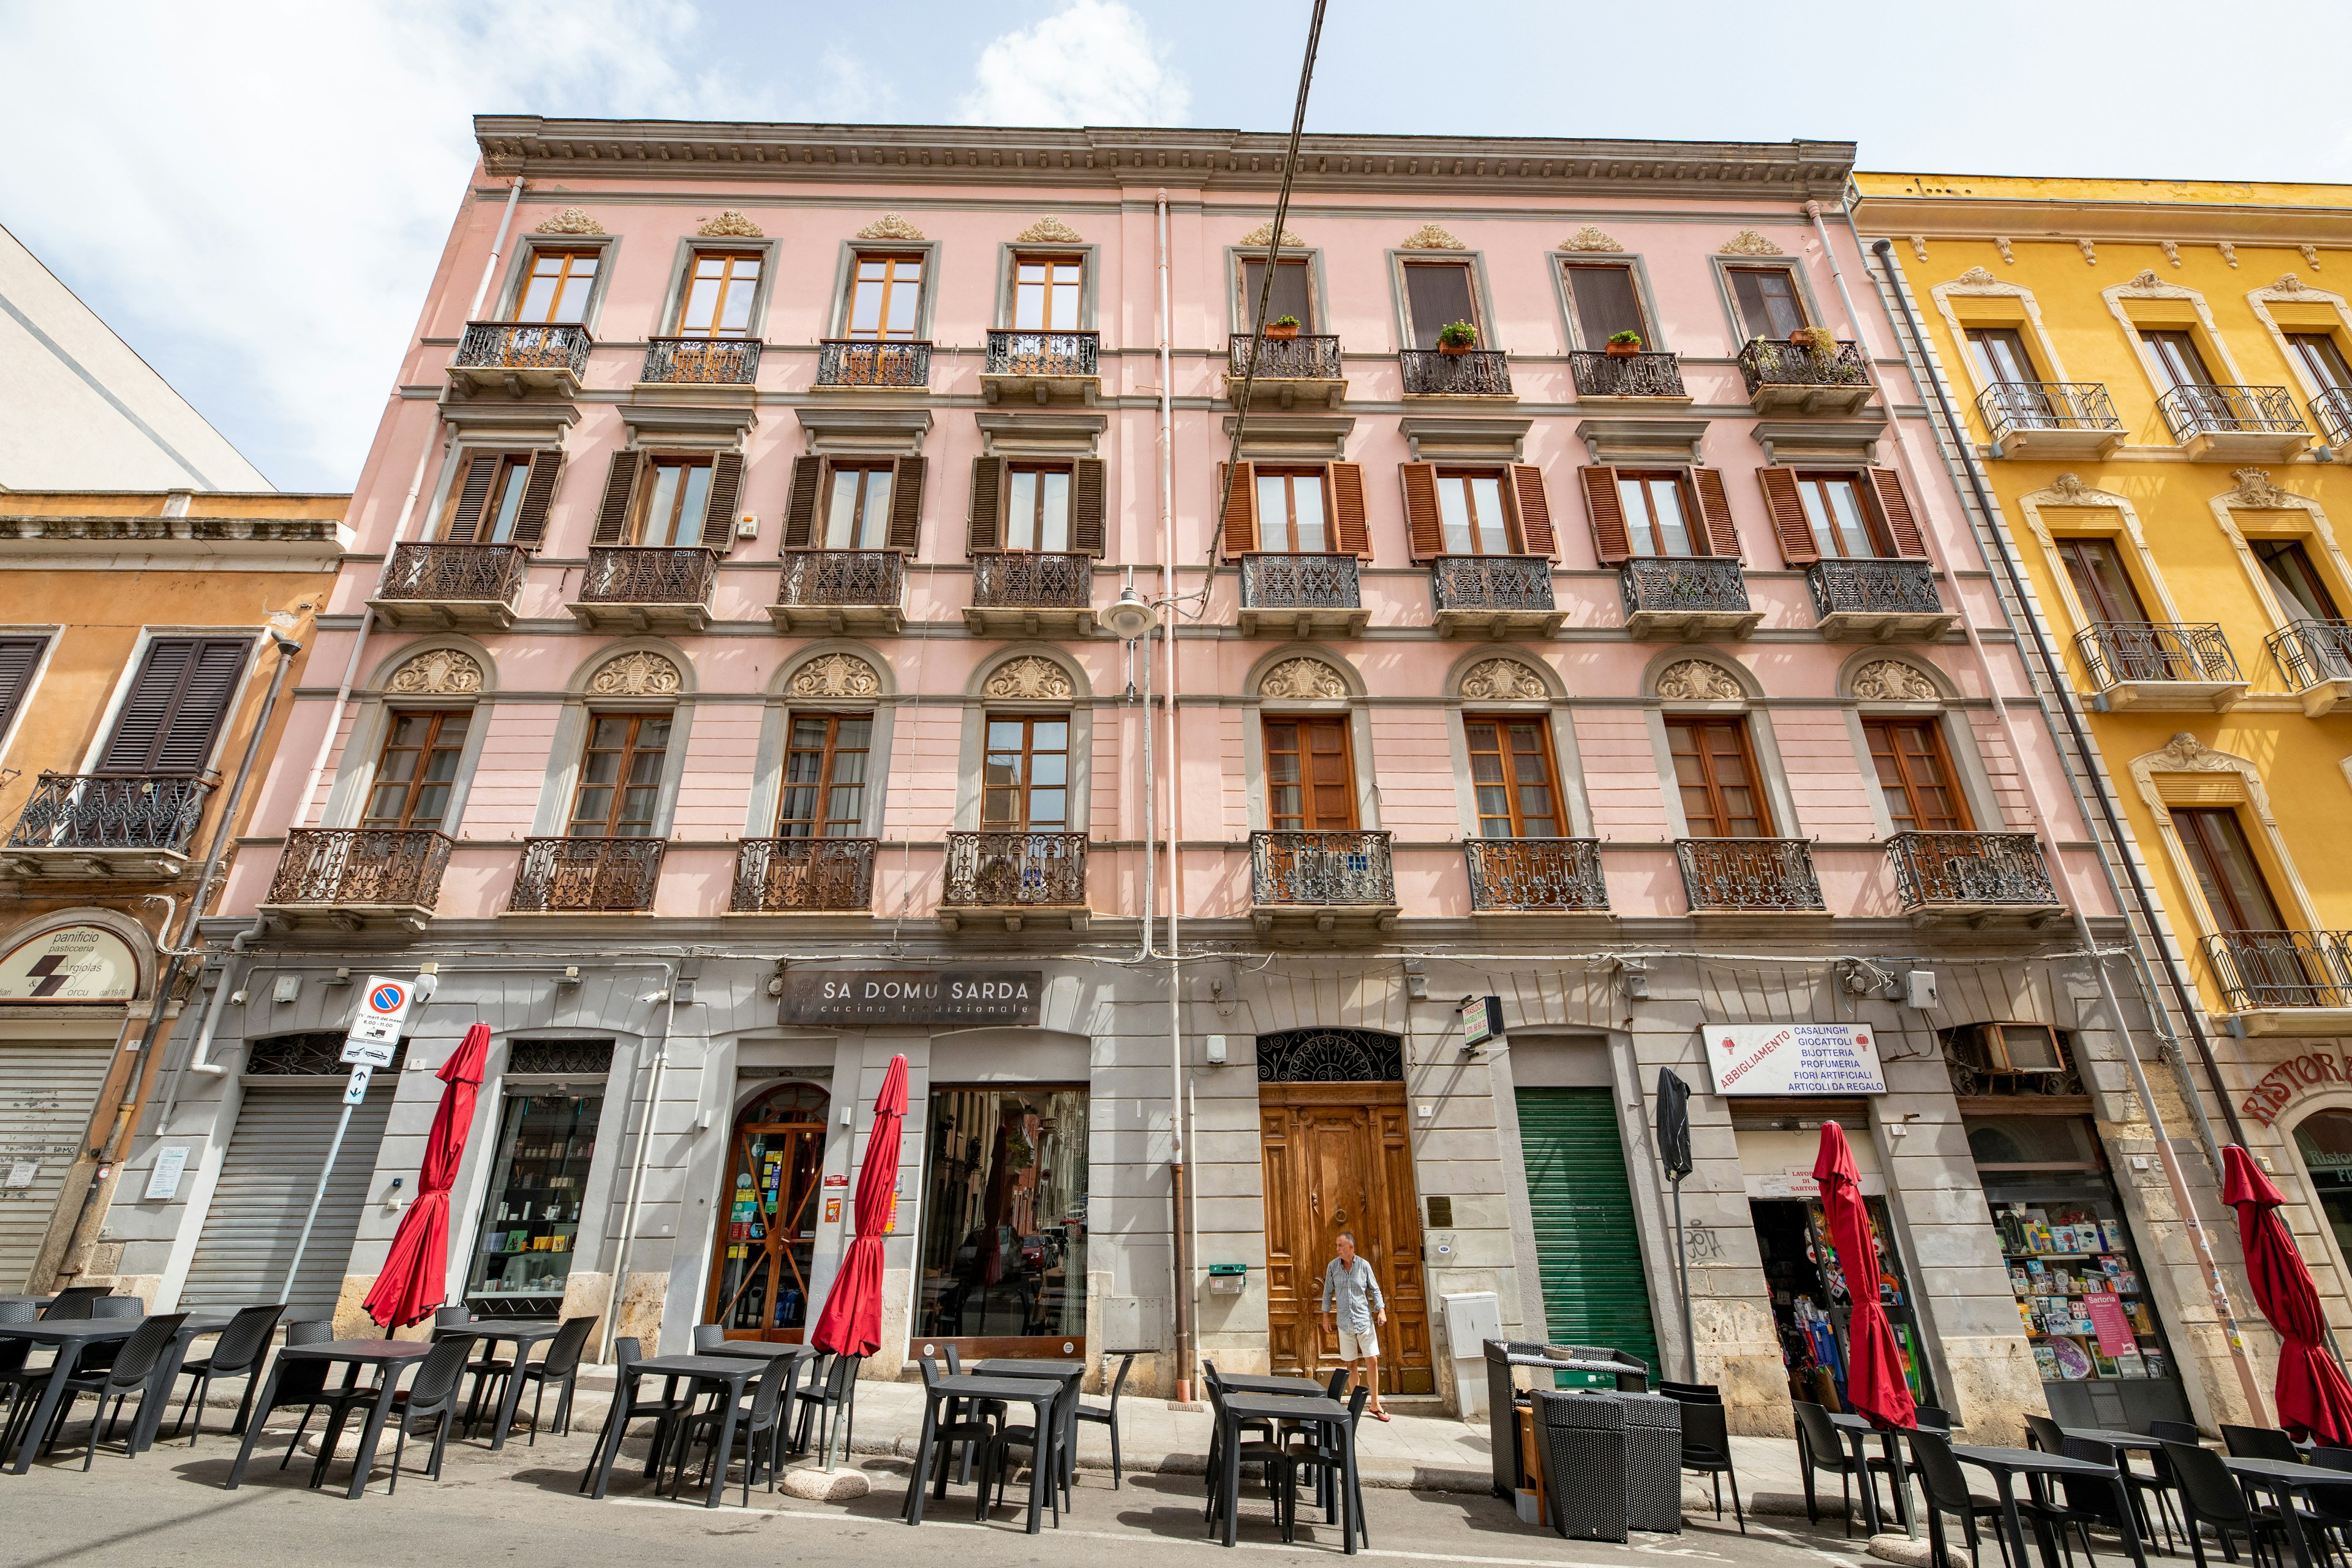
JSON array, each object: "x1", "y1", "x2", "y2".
[
  {"x1": 777, "y1": 970, "x2": 1044, "y2": 1028},
  {"x1": 2242, "y1": 1049, "x2": 2352, "y2": 1129},
  {"x1": 1702, "y1": 1022, "x2": 1886, "y2": 1096}
]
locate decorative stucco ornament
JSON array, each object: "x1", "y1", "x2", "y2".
[
  {"x1": 1240, "y1": 221, "x2": 1306, "y2": 248},
  {"x1": 2047, "y1": 473, "x2": 2092, "y2": 500},
  {"x1": 2076, "y1": 238, "x2": 2097, "y2": 265},
  {"x1": 1399, "y1": 224, "x2": 1466, "y2": 251},
  {"x1": 697, "y1": 209, "x2": 764, "y2": 238},
  {"x1": 2150, "y1": 732, "x2": 2234, "y2": 772},
  {"x1": 1954, "y1": 266, "x2": 1999, "y2": 287},
  {"x1": 2274, "y1": 273, "x2": 2312, "y2": 296},
  {"x1": 1559, "y1": 225, "x2": 1624, "y2": 254},
  {"x1": 1718, "y1": 230, "x2": 1781, "y2": 257},
  {"x1": 386, "y1": 649, "x2": 483, "y2": 696},
  {"x1": 855, "y1": 213, "x2": 925, "y2": 241},
  {"x1": 2301, "y1": 244, "x2": 2322, "y2": 271},
  {"x1": 1257, "y1": 657, "x2": 1349, "y2": 699},
  {"x1": 1460, "y1": 658, "x2": 1547, "y2": 701},
  {"x1": 789, "y1": 652, "x2": 881, "y2": 698},
  {"x1": 982, "y1": 656, "x2": 1074, "y2": 700},
  {"x1": 1993, "y1": 238, "x2": 2015, "y2": 265},
  {"x1": 2218, "y1": 241, "x2": 2239, "y2": 268},
  {"x1": 1655, "y1": 660, "x2": 1743, "y2": 702},
  {"x1": 1013, "y1": 216, "x2": 1084, "y2": 244},
  {"x1": 1909, "y1": 236, "x2": 1928, "y2": 263},
  {"x1": 1850, "y1": 660, "x2": 1939, "y2": 703},
  {"x1": 2159, "y1": 240, "x2": 2181, "y2": 267},
  {"x1": 587, "y1": 650, "x2": 683, "y2": 696},
  {"x1": 2231, "y1": 469, "x2": 2291, "y2": 508},
  {"x1": 535, "y1": 207, "x2": 604, "y2": 235}
]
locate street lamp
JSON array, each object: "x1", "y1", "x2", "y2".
[{"x1": 1102, "y1": 583, "x2": 1161, "y2": 641}]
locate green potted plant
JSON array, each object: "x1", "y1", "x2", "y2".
[
  {"x1": 1265, "y1": 314, "x2": 1301, "y2": 340},
  {"x1": 1437, "y1": 320, "x2": 1479, "y2": 355},
  {"x1": 1791, "y1": 324, "x2": 1840, "y2": 355},
  {"x1": 1605, "y1": 329, "x2": 1644, "y2": 358}
]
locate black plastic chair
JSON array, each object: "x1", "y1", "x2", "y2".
[
  {"x1": 383, "y1": 1335, "x2": 477, "y2": 1494},
  {"x1": 1914, "y1": 1404, "x2": 1953, "y2": 1433},
  {"x1": 1075, "y1": 1352, "x2": 1133, "y2": 1488},
  {"x1": 691, "y1": 1324, "x2": 728, "y2": 1353},
  {"x1": 503, "y1": 1316, "x2": 597, "y2": 1446},
  {"x1": 982, "y1": 1371, "x2": 1071, "y2": 1529},
  {"x1": 2088, "y1": 1430, "x2": 2184, "y2": 1555},
  {"x1": 791, "y1": 1348, "x2": 857, "y2": 1459},
  {"x1": 1279, "y1": 1383, "x2": 1370, "y2": 1547},
  {"x1": 170, "y1": 1303, "x2": 284, "y2": 1443},
  {"x1": 42, "y1": 1311, "x2": 187, "y2": 1469},
  {"x1": 1795, "y1": 1400, "x2": 1879, "y2": 1537},
  {"x1": 2225, "y1": 1425, "x2": 2307, "y2": 1464},
  {"x1": 0, "y1": 1299, "x2": 41, "y2": 1449},
  {"x1": 2149, "y1": 1420, "x2": 2203, "y2": 1445},
  {"x1": 914, "y1": 1355, "x2": 997, "y2": 1521},
  {"x1": 1202, "y1": 1367, "x2": 1291, "y2": 1536},
  {"x1": 2166, "y1": 1439, "x2": 2286, "y2": 1568},
  {"x1": 2047, "y1": 1436, "x2": 2136, "y2": 1566},
  {"x1": 579, "y1": 1336, "x2": 693, "y2": 1494},
  {"x1": 1679, "y1": 1396, "x2": 1746, "y2": 1532},
  {"x1": 1660, "y1": 1380, "x2": 1724, "y2": 1403},
  {"x1": 1908, "y1": 1428, "x2": 2018, "y2": 1568},
  {"x1": 39, "y1": 1286, "x2": 111, "y2": 1321},
  {"x1": 684, "y1": 1353, "x2": 793, "y2": 1506},
  {"x1": 2027, "y1": 1413, "x2": 2069, "y2": 1452}
]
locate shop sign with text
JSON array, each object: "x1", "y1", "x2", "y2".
[
  {"x1": 777, "y1": 970, "x2": 1043, "y2": 1028},
  {"x1": 1703, "y1": 1022, "x2": 1886, "y2": 1096}
]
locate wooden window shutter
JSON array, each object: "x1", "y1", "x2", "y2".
[
  {"x1": 966, "y1": 456, "x2": 1005, "y2": 556},
  {"x1": 443, "y1": 453, "x2": 499, "y2": 543},
  {"x1": 592, "y1": 451, "x2": 643, "y2": 546},
  {"x1": 0, "y1": 636, "x2": 46, "y2": 738},
  {"x1": 1071, "y1": 458, "x2": 1107, "y2": 556},
  {"x1": 1868, "y1": 467, "x2": 1929, "y2": 559},
  {"x1": 699, "y1": 451, "x2": 745, "y2": 550},
  {"x1": 782, "y1": 455, "x2": 824, "y2": 549},
  {"x1": 1577, "y1": 466, "x2": 1631, "y2": 565},
  {"x1": 1330, "y1": 462, "x2": 1371, "y2": 559},
  {"x1": 509, "y1": 450, "x2": 563, "y2": 551},
  {"x1": 1692, "y1": 469, "x2": 1741, "y2": 561},
  {"x1": 1756, "y1": 467, "x2": 1820, "y2": 566},
  {"x1": 99, "y1": 636, "x2": 250, "y2": 775},
  {"x1": 1218, "y1": 461, "x2": 1257, "y2": 557},
  {"x1": 1508, "y1": 464, "x2": 1556, "y2": 559},
  {"x1": 887, "y1": 455, "x2": 926, "y2": 552},
  {"x1": 1400, "y1": 461, "x2": 1444, "y2": 561}
]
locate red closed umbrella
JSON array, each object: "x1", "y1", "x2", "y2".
[
  {"x1": 811, "y1": 1054, "x2": 908, "y2": 1359},
  {"x1": 2222, "y1": 1143, "x2": 2352, "y2": 1442},
  {"x1": 1812, "y1": 1122, "x2": 1916, "y2": 1430},
  {"x1": 363, "y1": 1023, "x2": 491, "y2": 1330}
]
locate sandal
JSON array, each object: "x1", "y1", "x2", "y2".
[{"x1": 1371, "y1": 1409, "x2": 1391, "y2": 1422}]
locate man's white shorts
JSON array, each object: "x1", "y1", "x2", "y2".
[{"x1": 1338, "y1": 1326, "x2": 1379, "y2": 1362}]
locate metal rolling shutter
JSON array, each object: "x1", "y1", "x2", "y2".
[
  {"x1": 1515, "y1": 1088, "x2": 1662, "y2": 1384},
  {"x1": 0, "y1": 1040, "x2": 115, "y2": 1292},
  {"x1": 180, "y1": 1083, "x2": 393, "y2": 1316}
]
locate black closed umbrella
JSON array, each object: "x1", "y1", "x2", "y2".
[{"x1": 1656, "y1": 1068, "x2": 1697, "y2": 1379}]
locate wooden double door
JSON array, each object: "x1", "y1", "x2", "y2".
[{"x1": 1257, "y1": 1083, "x2": 1432, "y2": 1393}]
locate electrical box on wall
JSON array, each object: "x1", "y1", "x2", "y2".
[
  {"x1": 1905, "y1": 970, "x2": 1939, "y2": 1010},
  {"x1": 1203, "y1": 1033, "x2": 1227, "y2": 1065}
]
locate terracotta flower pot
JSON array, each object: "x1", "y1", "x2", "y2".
[
  {"x1": 1605, "y1": 341, "x2": 1640, "y2": 358},
  {"x1": 1439, "y1": 340, "x2": 1473, "y2": 355},
  {"x1": 1264, "y1": 323, "x2": 1299, "y2": 339}
]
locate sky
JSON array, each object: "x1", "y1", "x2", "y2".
[{"x1": 3, "y1": 0, "x2": 2350, "y2": 493}]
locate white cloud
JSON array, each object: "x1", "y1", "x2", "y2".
[{"x1": 959, "y1": 0, "x2": 1190, "y2": 128}]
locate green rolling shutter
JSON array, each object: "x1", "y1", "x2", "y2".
[{"x1": 1515, "y1": 1088, "x2": 1661, "y2": 1387}]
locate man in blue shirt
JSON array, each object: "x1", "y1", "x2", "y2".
[{"x1": 1319, "y1": 1231, "x2": 1390, "y2": 1421}]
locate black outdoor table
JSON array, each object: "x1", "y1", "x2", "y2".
[
  {"x1": 1216, "y1": 1373, "x2": 1328, "y2": 1398},
  {"x1": 1212, "y1": 1393, "x2": 1359, "y2": 1552},
  {"x1": 0, "y1": 1314, "x2": 230, "y2": 1473},
  {"x1": 2060, "y1": 1427, "x2": 2165, "y2": 1452},
  {"x1": 903, "y1": 1373, "x2": 1062, "y2": 1534},
  {"x1": 0, "y1": 1295, "x2": 55, "y2": 1311},
  {"x1": 434, "y1": 1317, "x2": 563, "y2": 1452},
  {"x1": 974, "y1": 1360, "x2": 1085, "y2": 1491},
  {"x1": 1828, "y1": 1411, "x2": 1913, "y2": 1536},
  {"x1": 1952, "y1": 1444, "x2": 2148, "y2": 1568},
  {"x1": 224, "y1": 1339, "x2": 434, "y2": 1499},
  {"x1": 2225, "y1": 1455, "x2": 2346, "y2": 1568},
  {"x1": 581, "y1": 1354, "x2": 767, "y2": 1508}
]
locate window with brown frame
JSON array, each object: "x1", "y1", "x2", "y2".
[
  {"x1": 1561, "y1": 263, "x2": 1649, "y2": 348},
  {"x1": 1264, "y1": 717, "x2": 1355, "y2": 832},
  {"x1": 1005, "y1": 463, "x2": 1074, "y2": 552},
  {"x1": 2173, "y1": 807, "x2": 2289, "y2": 932},
  {"x1": 2139, "y1": 329, "x2": 2218, "y2": 393},
  {"x1": 1434, "y1": 469, "x2": 1518, "y2": 556},
  {"x1": 512, "y1": 247, "x2": 600, "y2": 325},
  {"x1": 635, "y1": 456, "x2": 716, "y2": 548},
  {"x1": 1667, "y1": 718, "x2": 1771, "y2": 838},
  {"x1": 1464, "y1": 717, "x2": 1561, "y2": 838},
  {"x1": 981, "y1": 716, "x2": 1068, "y2": 831},
  {"x1": 363, "y1": 710, "x2": 470, "y2": 831},
  {"x1": 1616, "y1": 471, "x2": 1698, "y2": 557},
  {"x1": 1241, "y1": 257, "x2": 1313, "y2": 331},
  {"x1": 846, "y1": 252, "x2": 924, "y2": 341},
  {"x1": 1863, "y1": 718, "x2": 1969, "y2": 834},
  {"x1": 777, "y1": 714, "x2": 872, "y2": 838},
  {"x1": 2055, "y1": 537, "x2": 2152, "y2": 625},
  {"x1": 1728, "y1": 265, "x2": 1806, "y2": 341},
  {"x1": 2254, "y1": 539, "x2": 2343, "y2": 622},
  {"x1": 1253, "y1": 467, "x2": 1331, "y2": 553},
  {"x1": 2288, "y1": 332, "x2": 2352, "y2": 394},
  {"x1": 445, "y1": 453, "x2": 534, "y2": 544},
  {"x1": 675, "y1": 251, "x2": 763, "y2": 338},
  {"x1": 1012, "y1": 254, "x2": 1083, "y2": 331},
  {"x1": 568, "y1": 714, "x2": 670, "y2": 837},
  {"x1": 1794, "y1": 472, "x2": 1890, "y2": 559},
  {"x1": 821, "y1": 463, "x2": 895, "y2": 551},
  {"x1": 1403, "y1": 260, "x2": 1479, "y2": 350}
]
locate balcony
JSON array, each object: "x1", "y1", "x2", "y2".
[
  {"x1": 981, "y1": 330, "x2": 1099, "y2": 405},
  {"x1": 1567, "y1": 350, "x2": 1689, "y2": 404},
  {"x1": 1250, "y1": 830, "x2": 1398, "y2": 934},
  {"x1": 1237, "y1": 553, "x2": 1367, "y2": 638},
  {"x1": 2267, "y1": 619, "x2": 2352, "y2": 715},
  {"x1": 1226, "y1": 334, "x2": 1346, "y2": 409},
  {"x1": 507, "y1": 836, "x2": 665, "y2": 914},
  {"x1": 2074, "y1": 622, "x2": 2246, "y2": 711},
  {"x1": 448, "y1": 322, "x2": 590, "y2": 399},
  {"x1": 1619, "y1": 557, "x2": 1762, "y2": 639},
  {"x1": 730, "y1": 837, "x2": 876, "y2": 914},
  {"x1": 2157, "y1": 384, "x2": 2310, "y2": 462},
  {"x1": 259, "y1": 828, "x2": 451, "y2": 932},
  {"x1": 640, "y1": 337, "x2": 761, "y2": 387},
  {"x1": 0, "y1": 773, "x2": 212, "y2": 881},
  {"x1": 1431, "y1": 555, "x2": 1562, "y2": 639},
  {"x1": 369, "y1": 541, "x2": 528, "y2": 631},
  {"x1": 964, "y1": 551, "x2": 1095, "y2": 636},
  {"x1": 770, "y1": 549, "x2": 907, "y2": 634},
  {"x1": 1399, "y1": 349, "x2": 1513, "y2": 400},
  {"x1": 1887, "y1": 832, "x2": 2062, "y2": 924},
  {"x1": 1736, "y1": 338, "x2": 1874, "y2": 415},
  {"x1": 565, "y1": 546, "x2": 719, "y2": 633},
  {"x1": 1806, "y1": 559, "x2": 1958, "y2": 641},
  {"x1": 1975, "y1": 382, "x2": 2125, "y2": 459},
  {"x1": 814, "y1": 339, "x2": 931, "y2": 391},
  {"x1": 2203, "y1": 930, "x2": 2352, "y2": 1036},
  {"x1": 1676, "y1": 838, "x2": 1825, "y2": 915},
  {"x1": 1464, "y1": 837, "x2": 1609, "y2": 916},
  {"x1": 940, "y1": 831, "x2": 1088, "y2": 931},
  {"x1": 2313, "y1": 388, "x2": 2352, "y2": 451}
]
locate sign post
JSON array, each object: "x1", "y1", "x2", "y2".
[{"x1": 282, "y1": 976, "x2": 425, "y2": 1303}]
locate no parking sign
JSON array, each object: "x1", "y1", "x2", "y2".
[{"x1": 341, "y1": 976, "x2": 418, "y2": 1067}]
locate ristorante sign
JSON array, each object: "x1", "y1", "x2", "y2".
[
  {"x1": 2242, "y1": 1049, "x2": 2352, "y2": 1128},
  {"x1": 777, "y1": 970, "x2": 1044, "y2": 1028}
]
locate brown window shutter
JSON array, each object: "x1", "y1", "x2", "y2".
[
  {"x1": 699, "y1": 451, "x2": 745, "y2": 550},
  {"x1": 443, "y1": 453, "x2": 499, "y2": 543},
  {"x1": 1071, "y1": 458, "x2": 1107, "y2": 556},
  {"x1": 1400, "y1": 461, "x2": 1444, "y2": 561},
  {"x1": 887, "y1": 454, "x2": 926, "y2": 552},
  {"x1": 1756, "y1": 467, "x2": 1820, "y2": 565},
  {"x1": 1508, "y1": 464, "x2": 1555, "y2": 559},
  {"x1": 782, "y1": 455, "x2": 824, "y2": 549},
  {"x1": 966, "y1": 456, "x2": 1005, "y2": 556},
  {"x1": 1577, "y1": 466, "x2": 1630, "y2": 565},
  {"x1": 0, "y1": 636, "x2": 47, "y2": 739},
  {"x1": 1330, "y1": 462, "x2": 1371, "y2": 559},
  {"x1": 1692, "y1": 468, "x2": 1741, "y2": 561},
  {"x1": 1218, "y1": 460, "x2": 1257, "y2": 557},
  {"x1": 592, "y1": 451, "x2": 642, "y2": 546},
  {"x1": 1868, "y1": 467, "x2": 1928, "y2": 558},
  {"x1": 509, "y1": 450, "x2": 564, "y2": 551},
  {"x1": 100, "y1": 636, "x2": 251, "y2": 775}
]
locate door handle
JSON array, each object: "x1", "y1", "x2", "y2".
[{"x1": 1332, "y1": 1208, "x2": 1346, "y2": 1227}]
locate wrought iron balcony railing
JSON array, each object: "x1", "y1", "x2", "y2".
[
  {"x1": 2157, "y1": 384, "x2": 2306, "y2": 442},
  {"x1": 1432, "y1": 555, "x2": 1556, "y2": 613},
  {"x1": 642, "y1": 337, "x2": 761, "y2": 385},
  {"x1": 1806, "y1": 559, "x2": 1944, "y2": 619},
  {"x1": 267, "y1": 828, "x2": 452, "y2": 910},
  {"x1": 1738, "y1": 337, "x2": 1869, "y2": 393},
  {"x1": 1887, "y1": 832, "x2": 2059, "y2": 912},
  {"x1": 1229, "y1": 334, "x2": 1343, "y2": 380},
  {"x1": 1240, "y1": 553, "x2": 1361, "y2": 612},
  {"x1": 2269, "y1": 619, "x2": 2352, "y2": 689},
  {"x1": 1399, "y1": 349, "x2": 1512, "y2": 397},
  {"x1": 942, "y1": 831, "x2": 1088, "y2": 908},
  {"x1": 580, "y1": 546, "x2": 718, "y2": 606},
  {"x1": 454, "y1": 322, "x2": 591, "y2": 379},
  {"x1": 508, "y1": 835, "x2": 665, "y2": 913},
  {"x1": 2074, "y1": 622, "x2": 2241, "y2": 687},
  {"x1": 1620, "y1": 556, "x2": 1751, "y2": 617},
  {"x1": 2204, "y1": 929, "x2": 2352, "y2": 1012},
  {"x1": 1464, "y1": 837, "x2": 1607, "y2": 913},
  {"x1": 1251, "y1": 830, "x2": 1396, "y2": 907},
  {"x1": 777, "y1": 549, "x2": 905, "y2": 609},
  {"x1": 984, "y1": 330, "x2": 1098, "y2": 379},
  {"x1": 1567, "y1": 350, "x2": 1686, "y2": 399},
  {"x1": 6, "y1": 773, "x2": 212, "y2": 852},
  {"x1": 379, "y1": 541, "x2": 527, "y2": 605},
  {"x1": 731, "y1": 836, "x2": 877, "y2": 913},
  {"x1": 971, "y1": 551, "x2": 1091, "y2": 609},
  {"x1": 1676, "y1": 838, "x2": 1824, "y2": 913},
  {"x1": 1975, "y1": 381, "x2": 2122, "y2": 443},
  {"x1": 815, "y1": 339, "x2": 931, "y2": 388},
  {"x1": 2314, "y1": 388, "x2": 2352, "y2": 448}
]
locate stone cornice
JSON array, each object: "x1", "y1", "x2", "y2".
[
  {"x1": 475, "y1": 117, "x2": 1855, "y2": 200},
  {"x1": 1853, "y1": 186, "x2": 2352, "y2": 248},
  {"x1": 0, "y1": 514, "x2": 347, "y2": 549}
]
